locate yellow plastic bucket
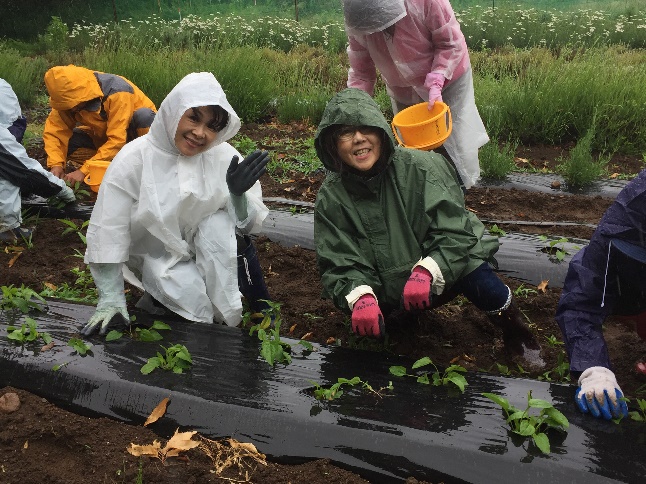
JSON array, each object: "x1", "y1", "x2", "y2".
[
  {"x1": 391, "y1": 101, "x2": 452, "y2": 151},
  {"x1": 83, "y1": 160, "x2": 111, "y2": 193}
]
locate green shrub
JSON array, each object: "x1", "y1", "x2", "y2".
[
  {"x1": 480, "y1": 140, "x2": 518, "y2": 180},
  {"x1": 557, "y1": 114, "x2": 609, "y2": 188}
]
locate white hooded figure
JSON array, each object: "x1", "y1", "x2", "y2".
[
  {"x1": 0, "y1": 78, "x2": 75, "y2": 241},
  {"x1": 83, "y1": 72, "x2": 269, "y2": 334}
]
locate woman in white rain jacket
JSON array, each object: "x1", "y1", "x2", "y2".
[{"x1": 82, "y1": 72, "x2": 269, "y2": 334}]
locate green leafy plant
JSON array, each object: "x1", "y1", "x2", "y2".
[
  {"x1": 483, "y1": 390, "x2": 569, "y2": 454},
  {"x1": 7, "y1": 317, "x2": 52, "y2": 345},
  {"x1": 390, "y1": 356, "x2": 468, "y2": 393},
  {"x1": 538, "y1": 235, "x2": 570, "y2": 262},
  {"x1": 310, "y1": 376, "x2": 392, "y2": 401},
  {"x1": 230, "y1": 134, "x2": 256, "y2": 156},
  {"x1": 1, "y1": 284, "x2": 46, "y2": 313},
  {"x1": 141, "y1": 343, "x2": 193, "y2": 375},
  {"x1": 68, "y1": 337, "x2": 92, "y2": 355},
  {"x1": 513, "y1": 284, "x2": 537, "y2": 298},
  {"x1": 537, "y1": 351, "x2": 571, "y2": 382},
  {"x1": 106, "y1": 320, "x2": 171, "y2": 342},
  {"x1": 628, "y1": 398, "x2": 646, "y2": 422},
  {"x1": 58, "y1": 219, "x2": 90, "y2": 244},
  {"x1": 544, "y1": 334, "x2": 564, "y2": 348},
  {"x1": 488, "y1": 224, "x2": 507, "y2": 237},
  {"x1": 247, "y1": 300, "x2": 313, "y2": 366}
]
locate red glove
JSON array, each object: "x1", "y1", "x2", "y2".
[
  {"x1": 403, "y1": 266, "x2": 433, "y2": 310},
  {"x1": 351, "y1": 294, "x2": 385, "y2": 337}
]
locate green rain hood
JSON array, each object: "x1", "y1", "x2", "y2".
[{"x1": 314, "y1": 88, "x2": 499, "y2": 310}]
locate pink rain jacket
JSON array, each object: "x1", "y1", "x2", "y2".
[{"x1": 346, "y1": 0, "x2": 470, "y2": 106}]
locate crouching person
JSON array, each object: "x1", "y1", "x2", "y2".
[
  {"x1": 313, "y1": 88, "x2": 543, "y2": 368},
  {"x1": 1, "y1": 78, "x2": 75, "y2": 244},
  {"x1": 81, "y1": 72, "x2": 270, "y2": 336},
  {"x1": 555, "y1": 169, "x2": 646, "y2": 420}
]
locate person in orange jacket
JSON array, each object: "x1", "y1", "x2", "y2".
[{"x1": 43, "y1": 65, "x2": 157, "y2": 184}]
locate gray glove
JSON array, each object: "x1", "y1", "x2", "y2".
[
  {"x1": 57, "y1": 184, "x2": 76, "y2": 204},
  {"x1": 81, "y1": 263, "x2": 130, "y2": 336},
  {"x1": 226, "y1": 150, "x2": 269, "y2": 196}
]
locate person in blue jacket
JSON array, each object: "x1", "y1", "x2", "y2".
[{"x1": 556, "y1": 169, "x2": 646, "y2": 420}]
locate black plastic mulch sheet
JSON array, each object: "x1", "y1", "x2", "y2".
[{"x1": 1, "y1": 301, "x2": 645, "y2": 483}]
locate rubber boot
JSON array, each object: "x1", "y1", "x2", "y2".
[
  {"x1": 487, "y1": 300, "x2": 545, "y2": 369},
  {"x1": 237, "y1": 236, "x2": 272, "y2": 317}
]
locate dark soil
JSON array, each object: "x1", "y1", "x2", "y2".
[{"x1": 1, "y1": 119, "x2": 645, "y2": 483}]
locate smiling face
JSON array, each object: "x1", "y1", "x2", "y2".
[
  {"x1": 334, "y1": 125, "x2": 383, "y2": 172},
  {"x1": 174, "y1": 106, "x2": 223, "y2": 156}
]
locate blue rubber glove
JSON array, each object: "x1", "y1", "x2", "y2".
[{"x1": 575, "y1": 366, "x2": 628, "y2": 420}]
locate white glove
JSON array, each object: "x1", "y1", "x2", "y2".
[
  {"x1": 81, "y1": 263, "x2": 130, "y2": 336},
  {"x1": 57, "y1": 184, "x2": 76, "y2": 204},
  {"x1": 575, "y1": 366, "x2": 628, "y2": 419}
]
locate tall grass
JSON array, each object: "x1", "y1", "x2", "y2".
[
  {"x1": 0, "y1": 48, "x2": 48, "y2": 105},
  {"x1": 473, "y1": 47, "x2": 646, "y2": 154}
]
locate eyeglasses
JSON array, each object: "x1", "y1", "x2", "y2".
[{"x1": 335, "y1": 125, "x2": 379, "y2": 142}]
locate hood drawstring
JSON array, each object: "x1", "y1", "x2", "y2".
[{"x1": 601, "y1": 240, "x2": 613, "y2": 308}]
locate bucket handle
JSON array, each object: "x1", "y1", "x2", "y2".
[
  {"x1": 391, "y1": 122, "x2": 405, "y2": 147},
  {"x1": 445, "y1": 105, "x2": 453, "y2": 138}
]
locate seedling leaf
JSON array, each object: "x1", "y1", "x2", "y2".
[
  {"x1": 412, "y1": 356, "x2": 432, "y2": 369},
  {"x1": 533, "y1": 432, "x2": 550, "y2": 454},
  {"x1": 389, "y1": 366, "x2": 407, "y2": 377}
]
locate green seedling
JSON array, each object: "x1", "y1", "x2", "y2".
[
  {"x1": 7, "y1": 317, "x2": 52, "y2": 345},
  {"x1": 52, "y1": 361, "x2": 71, "y2": 371},
  {"x1": 538, "y1": 235, "x2": 570, "y2": 262},
  {"x1": 483, "y1": 390, "x2": 569, "y2": 455},
  {"x1": 70, "y1": 181, "x2": 91, "y2": 199},
  {"x1": 544, "y1": 334, "x2": 564, "y2": 348},
  {"x1": 489, "y1": 224, "x2": 507, "y2": 237},
  {"x1": 636, "y1": 383, "x2": 646, "y2": 396},
  {"x1": 105, "y1": 320, "x2": 171, "y2": 342},
  {"x1": 310, "y1": 376, "x2": 392, "y2": 401},
  {"x1": 513, "y1": 284, "x2": 537, "y2": 298},
  {"x1": 537, "y1": 351, "x2": 571, "y2": 383},
  {"x1": 68, "y1": 337, "x2": 92, "y2": 355},
  {"x1": 246, "y1": 300, "x2": 313, "y2": 366},
  {"x1": 1, "y1": 284, "x2": 46, "y2": 313},
  {"x1": 141, "y1": 343, "x2": 192, "y2": 375},
  {"x1": 390, "y1": 356, "x2": 468, "y2": 393},
  {"x1": 628, "y1": 398, "x2": 646, "y2": 423},
  {"x1": 58, "y1": 219, "x2": 90, "y2": 244}
]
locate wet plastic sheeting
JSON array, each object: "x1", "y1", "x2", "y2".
[
  {"x1": 1, "y1": 300, "x2": 645, "y2": 483},
  {"x1": 478, "y1": 173, "x2": 628, "y2": 199}
]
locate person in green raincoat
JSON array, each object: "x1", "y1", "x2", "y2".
[{"x1": 314, "y1": 88, "x2": 543, "y2": 367}]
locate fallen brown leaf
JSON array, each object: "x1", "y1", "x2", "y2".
[
  {"x1": 40, "y1": 342, "x2": 55, "y2": 352},
  {"x1": 8, "y1": 251, "x2": 22, "y2": 267},
  {"x1": 537, "y1": 280, "x2": 549, "y2": 293},
  {"x1": 128, "y1": 428, "x2": 200, "y2": 463},
  {"x1": 289, "y1": 324, "x2": 297, "y2": 334},
  {"x1": 43, "y1": 282, "x2": 57, "y2": 291},
  {"x1": 326, "y1": 337, "x2": 336, "y2": 345},
  {"x1": 301, "y1": 332, "x2": 313, "y2": 340},
  {"x1": 609, "y1": 173, "x2": 619, "y2": 179},
  {"x1": 144, "y1": 397, "x2": 170, "y2": 426}
]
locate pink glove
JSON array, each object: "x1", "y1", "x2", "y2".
[
  {"x1": 425, "y1": 72, "x2": 445, "y2": 108},
  {"x1": 351, "y1": 294, "x2": 385, "y2": 337},
  {"x1": 403, "y1": 266, "x2": 433, "y2": 310}
]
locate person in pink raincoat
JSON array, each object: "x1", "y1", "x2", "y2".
[{"x1": 343, "y1": 0, "x2": 488, "y2": 190}]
